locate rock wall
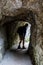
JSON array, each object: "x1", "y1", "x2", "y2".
[
  {"x1": 0, "y1": 26, "x2": 7, "y2": 61},
  {"x1": 0, "y1": 0, "x2": 43, "y2": 65}
]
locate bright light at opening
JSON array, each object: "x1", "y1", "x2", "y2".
[
  {"x1": 11, "y1": 22, "x2": 31, "y2": 50},
  {"x1": 0, "y1": 53, "x2": 2, "y2": 61},
  {"x1": 24, "y1": 23, "x2": 31, "y2": 49}
]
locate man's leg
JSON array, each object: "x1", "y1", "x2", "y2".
[
  {"x1": 22, "y1": 37, "x2": 26, "y2": 49},
  {"x1": 18, "y1": 40, "x2": 22, "y2": 49}
]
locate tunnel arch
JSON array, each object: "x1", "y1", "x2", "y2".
[
  {"x1": 3, "y1": 9, "x2": 37, "y2": 47},
  {"x1": 2, "y1": 9, "x2": 39, "y2": 65}
]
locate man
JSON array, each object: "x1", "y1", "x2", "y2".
[{"x1": 17, "y1": 23, "x2": 28, "y2": 49}]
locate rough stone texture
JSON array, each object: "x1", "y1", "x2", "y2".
[
  {"x1": 0, "y1": 0, "x2": 22, "y2": 17},
  {"x1": 0, "y1": 26, "x2": 7, "y2": 61},
  {"x1": 0, "y1": 0, "x2": 43, "y2": 65}
]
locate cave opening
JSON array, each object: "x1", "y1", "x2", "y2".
[
  {"x1": 0, "y1": 9, "x2": 37, "y2": 65},
  {"x1": 11, "y1": 21, "x2": 31, "y2": 53}
]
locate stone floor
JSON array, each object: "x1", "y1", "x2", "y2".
[{"x1": 0, "y1": 49, "x2": 32, "y2": 65}]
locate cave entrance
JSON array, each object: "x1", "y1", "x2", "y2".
[
  {"x1": 1, "y1": 9, "x2": 37, "y2": 65},
  {"x1": 3, "y1": 9, "x2": 37, "y2": 55},
  {"x1": 11, "y1": 21, "x2": 31, "y2": 52}
]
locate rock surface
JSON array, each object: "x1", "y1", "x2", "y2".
[{"x1": 0, "y1": 0, "x2": 43, "y2": 65}]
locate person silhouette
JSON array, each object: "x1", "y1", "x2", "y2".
[{"x1": 17, "y1": 23, "x2": 28, "y2": 49}]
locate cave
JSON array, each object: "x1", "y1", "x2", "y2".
[
  {"x1": 0, "y1": 8, "x2": 43, "y2": 65},
  {"x1": 0, "y1": 0, "x2": 43, "y2": 65},
  {"x1": 0, "y1": 10, "x2": 36, "y2": 64}
]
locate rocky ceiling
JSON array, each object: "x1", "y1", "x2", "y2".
[
  {"x1": 0, "y1": 0, "x2": 43, "y2": 25},
  {"x1": 0, "y1": 1, "x2": 43, "y2": 65},
  {"x1": 0, "y1": 0, "x2": 43, "y2": 16}
]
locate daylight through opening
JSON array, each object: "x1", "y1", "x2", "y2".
[{"x1": 11, "y1": 21, "x2": 31, "y2": 52}]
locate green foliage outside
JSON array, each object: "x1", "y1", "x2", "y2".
[{"x1": 25, "y1": 37, "x2": 30, "y2": 42}]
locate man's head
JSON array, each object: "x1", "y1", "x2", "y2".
[{"x1": 25, "y1": 23, "x2": 28, "y2": 28}]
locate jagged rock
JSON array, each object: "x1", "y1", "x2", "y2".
[{"x1": 0, "y1": 0, "x2": 43, "y2": 65}]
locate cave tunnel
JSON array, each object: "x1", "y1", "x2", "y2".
[
  {"x1": 0, "y1": 10, "x2": 37, "y2": 65},
  {"x1": 8, "y1": 21, "x2": 31, "y2": 53}
]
